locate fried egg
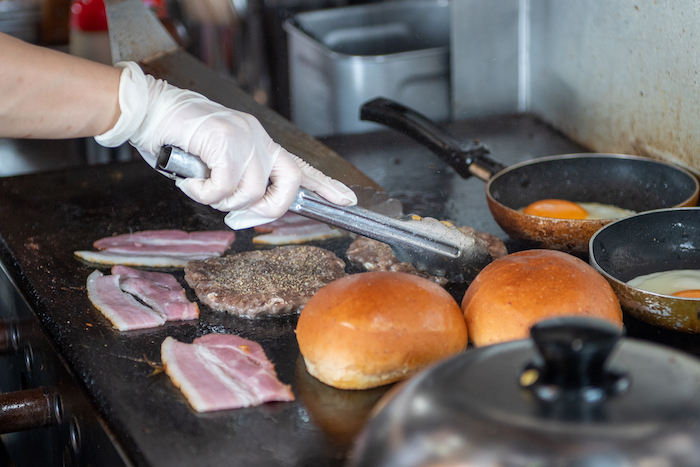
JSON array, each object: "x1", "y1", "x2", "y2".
[
  {"x1": 522, "y1": 199, "x2": 636, "y2": 220},
  {"x1": 627, "y1": 269, "x2": 700, "y2": 298}
]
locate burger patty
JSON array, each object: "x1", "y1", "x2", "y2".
[
  {"x1": 346, "y1": 227, "x2": 507, "y2": 285},
  {"x1": 184, "y1": 245, "x2": 347, "y2": 317}
]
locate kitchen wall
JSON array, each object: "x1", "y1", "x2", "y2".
[{"x1": 451, "y1": 0, "x2": 700, "y2": 173}]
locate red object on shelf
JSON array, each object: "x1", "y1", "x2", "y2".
[
  {"x1": 70, "y1": 0, "x2": 108, "y2": 32},
  {"x1": 70, "y1": 0, "x2": 166, "y2": 33}
]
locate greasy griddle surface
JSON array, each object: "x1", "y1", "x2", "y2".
[
  {"x1": 4, "y1": 114, "x2": 697, "y2": 467},
  {"x1": 0, "y1": 161, "x2": 376, "y2": 466}
]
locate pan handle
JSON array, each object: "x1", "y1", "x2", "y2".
[{"x1": 360, "y1": 98, "x2": 506, "y2": 181}]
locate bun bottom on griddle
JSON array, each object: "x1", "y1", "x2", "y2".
[{"x1": 296, "y1": 271, "x2": 468, "y2": 390}]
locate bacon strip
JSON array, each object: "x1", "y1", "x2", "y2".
[
  {"x1": 76, "y1": 230, "x2": 236, "y2": 267},
  {"x1": 254, "y1": 212, "x2": 314, "y2": 233},
  {"x1": 86, "y1": 270, "x2": 166, "y2": 331},
  {"x1": 86, "y1": 267, "x2": 199, "y2": 330},
  {"x1": 253, "y1": 212, "x2": 343, "y2": 245},
  {"x1": 112, "y1": 265, "x2": 199, "y2": 321},
  {"x1": 194, "y1": 333, "x2": 273, "y2": 371},
  {"x1": 161, "y1": 334, "x2": 294, "y2": 412},
  {"x1": 75, "y1": 251, "x2": 197, "y2": 268},
  {"x1": 94, "y1": 230, "x2": 235, "y2": 250},
  {"x1": 95, "y1": 244, "x2": 228, "y2": 257}
]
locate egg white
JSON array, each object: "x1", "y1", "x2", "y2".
[
  {"x1": 627, "y1": 269, "x2": 700, "y2": 296},
  {"x1": 577, "y1": 202, "x2": 636, "y2": 220}
]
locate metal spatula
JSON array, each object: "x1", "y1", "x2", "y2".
[{"x1": 156, "y1": 146, "x2": 493, "y2": 282}]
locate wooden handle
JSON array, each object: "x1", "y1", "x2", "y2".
[
  {"x1": 0, "y1": 387, "x2": 58, "y2": 434},
  {"x1": 0, "y1": 320, "x2": 16, "y2": 356}
]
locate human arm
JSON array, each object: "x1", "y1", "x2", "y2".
[
  {"x1": 0, "y1": 32, "x2": 121, "y2": 139},
  {"x1": 95, "y1": 62, "x2": 357, "y2": 229},
  {"x1": 0, "y1": 33, "x2": 357, "y2": 228}
]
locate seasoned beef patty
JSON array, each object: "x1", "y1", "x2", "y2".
[
  {"x1": 346, "y1": 227, "x2": 507, "y2": 285},
  {"x1": 184, "y1": 245, "x2": 347, "y2": 317}
]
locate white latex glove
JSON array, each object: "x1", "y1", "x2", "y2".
[{"x1": 95, "y1": 61, "x2": 357, "y2": 229}]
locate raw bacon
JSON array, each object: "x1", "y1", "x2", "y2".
[
  {"x1": 86, "y1": 270, "x2": 166, "y2": 331},
  {"x1": 86, "y1": 266, "x2": 198, "y2": 331},
  {"x1": 253, "y1": 212, "x2": 344, "y2": 245},
  {"x1": 194, "y1": 333, "x2": 274, "y2": 371},
  {"x1": 161, "y1": 334, "x2": 294, "y2": 412},
  {"x1": 112, "y1": 265, "x2": 199, "y2": 321},
  {"x1": 94, "y1": 230, "x2": 235, "y2": 250},
  {"x1": 75, "y1": 230, "x2": 236, "y2": 267}
]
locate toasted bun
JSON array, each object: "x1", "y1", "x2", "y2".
[
  {"x1": 296, "y1": 271, "x2": 467, "y2": 390},
  {"x1": 461, "y1": 249, "x2": 622, "y2": 347}
]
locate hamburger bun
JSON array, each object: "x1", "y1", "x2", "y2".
[
  {"x1": 462, "y1": 249, "x2": 622, "y2": 347},
  {"x1": 296, "y1": 271, "x2": 467, "y2": 390}
]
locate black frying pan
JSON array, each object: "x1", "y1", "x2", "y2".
[
  {"x1": 360, "y1": 98, "x2": 700, "y2": 255},
  {"x1": 590, "y1": 208, "x2": 700, "y2": 333}
]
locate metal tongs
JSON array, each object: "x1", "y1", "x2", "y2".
[{"x1": 156, "y1": 146, "x2": 493, "y2": 283}]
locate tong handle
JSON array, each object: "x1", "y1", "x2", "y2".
[
  {"x1": 360, "y1": 98, "x2": 506, "y2": 181},
  {"x1": 156, "y1": 146, "x2": 461, "y2": 261},
  {"x1": 156, "y1": 146, "x2": 211, "y2": 180},
  {"x1": 156, "y1": 146, "x2": 491, "y2": 282}
]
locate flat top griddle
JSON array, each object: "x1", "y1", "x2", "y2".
[
  {"x1": 2, "y1": 114, "x2": 698, "y2": 467},
  {"x1": 0, "y1": 160, "x2": 375, "y2": 466}
]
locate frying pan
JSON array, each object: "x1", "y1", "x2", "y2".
[
  {"x1": 590, "y1": 207, "x2": 700, "y2": 333},
  {"x1": 360, "y1": 98, "x2": 700, "y2": 255}
]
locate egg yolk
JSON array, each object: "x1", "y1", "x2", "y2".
[
  {"x1": 522, "y1": 199, "x2": 589, "y2": 220},
  {"x1": 672, "y1": 290, "x2": 700, "y2": 298}
]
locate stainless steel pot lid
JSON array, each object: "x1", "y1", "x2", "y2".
[{"x1": 349, "y1": 317, "x2": 700, "y2": 467}]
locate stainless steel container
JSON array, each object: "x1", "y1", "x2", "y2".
[{"x1": 284, "y1": 0, "x2": 450, "y2": 136}]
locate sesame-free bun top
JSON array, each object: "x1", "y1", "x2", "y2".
[
  {"x1": 461, "y1": 249, "x2": 623, "y2": 347},
  {"x1": 296, "y1": 271, "x2": 468, "y2": 390}
]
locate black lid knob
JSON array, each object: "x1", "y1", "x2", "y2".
[{"x1": 521, "y1": 317, "x2": 630, "y2": 413}]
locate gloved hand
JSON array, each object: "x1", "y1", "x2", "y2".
[{"x1": 95, "y1": 61, "x2": 357, "y2": 229}]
